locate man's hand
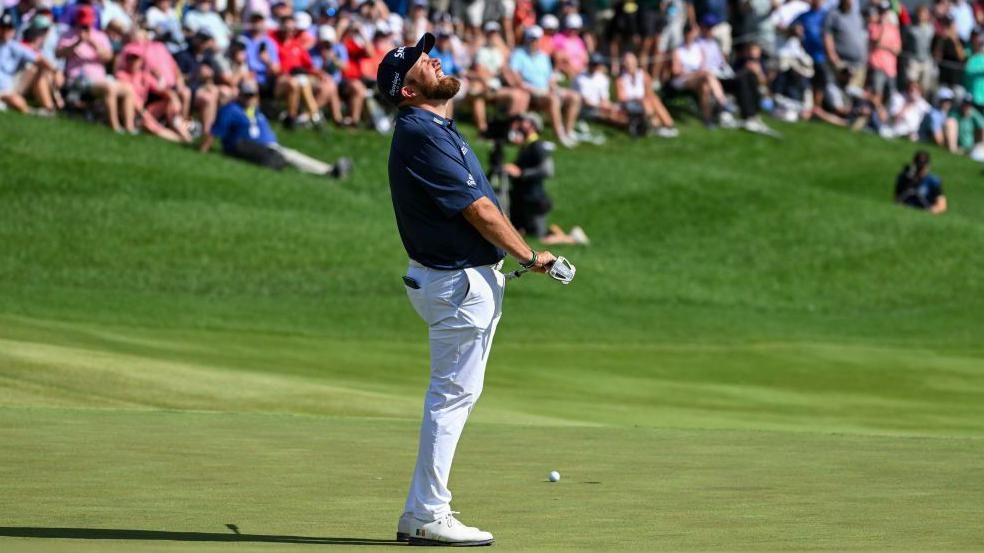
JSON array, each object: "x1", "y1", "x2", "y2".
[
  {"x1": 530, "y1": 250, "x2": 556, "y2": 273},
  {"x1": 504, "y1": 163, "x2": 522, "y2": 177}
]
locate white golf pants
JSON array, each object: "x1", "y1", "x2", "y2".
[{"x1": 402, "y1": 260, "x2": 505, "y2": 520}]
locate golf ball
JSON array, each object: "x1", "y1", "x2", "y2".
[{"x1": 548, "y1": 471, "x2": 560, "y2": 482}]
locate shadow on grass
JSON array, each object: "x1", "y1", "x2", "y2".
[{"x1": 0, "y1": 527, "x2": 402, "y2": 546}]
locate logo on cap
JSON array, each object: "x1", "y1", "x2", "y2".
[
  {"x1": 389, "y1": 73, "x2": 402, "y2": 96},
  {"x1": 393, "y1": 46, "x2": 406, "y2": 59}
]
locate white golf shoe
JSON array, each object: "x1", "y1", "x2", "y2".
[{"x1": 406, "y1": 512, "x2": 494, "y2": 546}]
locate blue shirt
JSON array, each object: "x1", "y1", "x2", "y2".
[
  {"x1": 794, "y1": 8, "x2": 828, "y2": 64},
  {"x1": 241, "y1": 33, "x2": 280, "y2": 85},
  {"x1": 0, "y1": 39, "x2": 38, "y2": 93},
  {"x1": 210, "y1": 101, "x2": 278, "y2": 154},
  {"x1": 388, "y1": 107, "x2": 506, "y2": 270},
  {"x1": 510, "y1": 47, "x2": 552, "y2": 92},
  {"x1": 428, "y1": 45, "x2": 460, "y2": 76},
  {"x1": 311, "y1": 42, "x2": 348, "y2": 82}
]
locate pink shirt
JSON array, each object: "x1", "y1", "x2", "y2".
[
  {"x1": 868, "y1": 20, "x2": 901, "y2": 77},
  {"x1": 58, "y1": 28, "x2": 112, "y2": 81},
  {"x1": 552, "y1": 34, "x2": 588, "y2": 74},
  {"x1": 120, "y1": 40, "x2": 178, "y2": 88}
]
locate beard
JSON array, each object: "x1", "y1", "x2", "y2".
[{"x1": 418, "y1": 75, "x2": 461, "y2": 101}]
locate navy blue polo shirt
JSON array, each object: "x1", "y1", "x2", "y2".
[{"x1": 388, "y1": 106, "x2": 506, "y2": 270}]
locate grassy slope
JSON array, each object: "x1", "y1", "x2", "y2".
[{"x1": 2, "y1": 113, "x2": 984, "y2": 551}]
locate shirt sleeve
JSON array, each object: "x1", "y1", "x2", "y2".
[
  {"x1": 210, "y1": 104, "x2": 232, "y2": 138},
  {"x1": 405, "y1": 133, "x2": 485, "y2": 217},
  {"x1": 14, "y1": 42, "x2": 39, "y2": 66}
]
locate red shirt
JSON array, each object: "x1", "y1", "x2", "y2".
[
  {"x1": 270, "y1": 30, "x2": 313, "y2": 74},
  {"x1": 342, "y1": 35, "x2": 368, "y2": 81}
]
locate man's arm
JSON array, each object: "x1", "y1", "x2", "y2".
[{"x1": 462, "y1": 197, "x2": 555, "y2": 272}]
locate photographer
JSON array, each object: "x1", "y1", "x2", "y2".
[
  {"x1": 504, "y1": 114, "x2": 589, "y2": 245},
  {"x1": 895, "y1": 150, "x2": 947, "y2": 214}
]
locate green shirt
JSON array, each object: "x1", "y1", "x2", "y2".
[
  {"x1": 964, "y1": 53, "x2": 984, "y2": 106},
  {"x1": 949, "y1": 106, "x2": 984, "y2": 150}
]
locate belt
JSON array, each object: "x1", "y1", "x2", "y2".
[{"x1": 409, "y1": 259, "x2": 504, "y2": 271}]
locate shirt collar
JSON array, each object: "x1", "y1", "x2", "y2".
[{"x1": 402, "y1": 105, "x2": 454, "y2": 128}]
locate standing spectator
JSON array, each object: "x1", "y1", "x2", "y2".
[
  {"x1": 964, "y1": 34, "x2": 984, "y2": 109},
  {"x1": 903, "y1": 5, "x2": 936, "y2": 94},
  {"x1": 895, "y1": 150, "x2": 947, "y2": 214},
  {"x1": 824, "y1": 0, "x2": 867, "y2": 94},
  {"x1": 735, "y1": 0, "x2": 779, "y2": 59},
  {"x1": 56, "y1": 5, "x2": 137, "y2": 133},
  {"x1": 934, "y1": 15, "x2": 966, "y2": 90},
  {"x1": 950, "y1": 0, "x2": 974, "y2": 43},
  {"x1": 1, "y1": 10, "x2": 57, "y2": 114},
  {"x1": 184, "y1": 0, "x2": 232, "y2": 50},
  {"x1": 508, "y1": 25, "x2": 581, "y2": 147},
  {"x1": 617, "y1": 51, "x2": 678, "y2": 136},
  {"x1": 670, "y1": 22, "x2": 727, "y2": 125},
  {"x1": 200, "y1": 80, "x2": 352, "y2": 177},
  {"x1": 867, "y1": 0, "x2": 900, "y2": 102}
]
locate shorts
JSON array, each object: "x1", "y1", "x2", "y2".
[
  {"x1": 639, "y1": 8, "x2": 666, "y2": 37},
  {"x1": 0, "y1": 69, "x2": 30, "y2": 96}
]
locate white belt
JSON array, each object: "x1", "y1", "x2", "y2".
[{"x1": 410, "y1": 259, "x2": 504, "y2": 271}]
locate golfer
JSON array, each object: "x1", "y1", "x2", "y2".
[{"x1": 378, "y1": 33, "x2": 556, "y2": 547}]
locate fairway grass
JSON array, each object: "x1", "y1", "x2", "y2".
[
  {"x1": 1, "y1": 409, "x2": 983, "y2": 553},
  {"x1": 3, "y1": 113, "x2": 984, "y2": 551}
]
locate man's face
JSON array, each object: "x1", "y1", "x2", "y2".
[
  {"x1": 197, "y1": 0, "x2": 212, "y2": 12},
  {"x1": 241, "y1": 92, "x2": 259, "y2": 107},
  {"x1": 249, "y1": 17, "x2": 266, "y2": 34},
  {"x1": 280, "y1": 17, "x2": 296, "y2": 34},
  {"x1": 404, "y1": 52, "x2": 460, "y2": 102},
  {"x1": 1, "y1": 25, "x2": 15, "y2": 41}
]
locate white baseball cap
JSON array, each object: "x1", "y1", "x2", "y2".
[
  {"x1": 318, "y1": 24, "x2": 337, "y2": 42},
  {"x1": 540, "y1": 14, "x2": 559, "y2": 30},
  {"x1": 524, "y1": 24, "x2": 544, "y2": 41},
  {"x1": 564, "y1": 13, "x2": 583, "y2": 29},
  {"x1": 294, "y1": 11, "x2": 312, "y2": 30}
]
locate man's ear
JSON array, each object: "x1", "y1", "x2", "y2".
[{"x1": 400, "y1": 85, "x2": 416, "y2": 102}]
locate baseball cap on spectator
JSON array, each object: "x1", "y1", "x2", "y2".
[
  {"x1": 375, "y1": 32, "x2": 436, "y2": 106},
  {"x1": 194, "y1": 26, "x2": 214, "y2": 39},
  {"x1": 700, "y1": 14, "x2": 720, "y2": 27},
  {"x1": 75, "y1": 5, "x2": 96, "y2": 27},
  {"x1": 541, "y1": 14, "x2": 559, "y2": 31},
  {"x1": 239, "y1": 80, "x2": 259, "y2": 96},
  {"x1": 483, "y1": 20, "x2": 500, "y2": 33},
  {"x1": 937, "y1": 87, "x2": 955, "y2": 103},
  {"x1": 30, "y1": 14, "x2": 52, "y2": 29},
  {"x1": 294, "y1": 11, "x2": 312, "y2": 30},
  {"x1": 564, "y1": 13, "x2": 583, "y2": 30},
  {"x1": 0, "y1": 11, "x2": 14, "y2": 28},
  {"x1": 436, "y1": 27, "x2": 451, "y2": 38},
  {"x1": 877, "y1": 0, "x2": 891, "y2": 10},
  {"x1": 523, "y1": 24, "x2": 543, "y2": 42},
  {"x1": 412, "y1": 0, "x2": 428, "y2": 6},
  {"x1": 232, "y1": 35, "x2": 250, "y2": 49},
  {"x1": 320, "y1": 6, "x2": 338, "y2": 18},
  {"x1": 318, "y1": 24, "x2": 337, "y2": 43}
]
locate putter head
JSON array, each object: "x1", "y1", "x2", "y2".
[{"x1": 548, "y1": 256, "x2": 575, "y2": 285}]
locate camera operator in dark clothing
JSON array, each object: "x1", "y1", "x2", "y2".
[
  {"x1": 895, "y1": 150, "x2": 948, "y2": 214},
  {"x1": 504, "y1": 114, "x2": 589, "y2": 245}
]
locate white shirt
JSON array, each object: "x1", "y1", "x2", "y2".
[{"x1": 575, "y1": 71, "x2": 611, "y2": 106}]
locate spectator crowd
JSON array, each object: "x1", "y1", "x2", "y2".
[{"x1": 4, "y1": 0, "x2": 984, "y2": 159}]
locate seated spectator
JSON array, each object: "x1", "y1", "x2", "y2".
[
  {"x1": 895, "y1": 150, "x2": 947, "y2": 214},
  {"x1": 120, "y1": 25, "x2": 193, "y2": 132},
  {"x1": 1, "y1": 11, "x2": 58, "y2": 114},
  {"x1": 731, "y1": 41, "x2": 776, "y2": 134},
  {"x1": 920, "y1": 87, "x2": 954, "y2": 148},
  {"x1": 552, "y1": 13, "x2": 588, "y2": 79},
  {"x1": 670, "y1": 22, "x2": 727, "y2": 125},
  {"x1": 220, "y1": 36, "x2": 253, "y2": 89},
  {"x1": 56, "y1": 5, "x2": 137, "y2": 133},
  {"x1": 174, "y1": 28, "x2": 226, "y2": 135},
  {"x1": 507, "y1": 25, "x2": 580, "y2": 147},
  {"x1": 504, "y1": 114, "x2": 590, "y2": 245},
  {"x1": 774, "y1": 22, "x2": 815, "y2": 121},
  {"x1": 200, "y1": 80, "x2": 352, "y2": 178},
  {"x1": 145, "y1": 0, "x2": 186, "y2": 54},
  {"x1": 944, "y1": 96, "x2": 984, "y2": 154},
  {"x1": 538, "y1": 14, "x2": 560, "y2": 57},
  {"x1": 575, "y1": 55, "x2": 629, "y2": 129},
  {"x1": 241, "y1": 13, "x2": 280, "y2": 99},
  {"x1": 311, "y1": 24, "x2": 355, "y2": 126},
  {"x1": 467, "y1": 21, "x2": 530, "y2": 135},
  {"x1": 270, "y1": 13, "x2": 324, "y2": 128},
  {"x1": 341, "y1": 24, "x2": 373, "y2": 124},
  {"x1": 21, "y1": 13, "x2": 64, "y2": 110},
  {"x1": 183, "y1": 0, "x2": 232, "y2": 51},
  {"x1": 115, "y1": 51, "x2": 192, "y2": 142},
  {"x1": 879, "y1": 81, "x2": 930, "y2": 140},
  {"x1": 616, "y1": 52, "x2": 678, "y2": 137}
]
